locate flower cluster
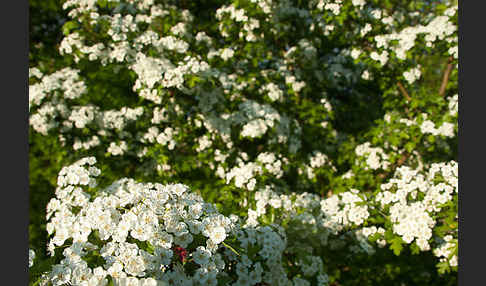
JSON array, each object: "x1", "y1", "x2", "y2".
[
  {"x1": 376, "y1": 161, "x2": 458, "y2": 251},
  {"x1": 29, "y1": 68, "x2": 87, "y2": 134},
  {"x1": 231, "y1": 225, "x2": 290, "y2": 285},
  {"x1": 403, "y1": 66, "x2": 421, "y2": 84},
  {"x1": 43, "y1": 158, "x2": 240, "y2": 285},
  {"x1": 434, "y1": 235, "x2": 458, "y2": 267},
  {"x1": 355, "y1": 142, "x2": 390, "y2": 171},
  {"x1": 420, "y1": 119, "x2": 455, "y2": 138}
]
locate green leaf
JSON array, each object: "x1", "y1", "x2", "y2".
[
  {"x1": 410, "y1": 242, "x2": 421, "y2": 255},
  {"x1": 437, "y1": 261, "x2": 451, "y2": 274},
  {"x1": 390, "y1": 237, "x2": 404, "y2": 256},
  {"x1": 62, "y1": 21, "x2": 79, "y2": 36}
]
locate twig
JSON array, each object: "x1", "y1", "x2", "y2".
[
  {"x1": 378, "y1": 152, "x2": 409, "y2": 179},
  {"x1": 397, "y1": 82, "x2": 411, "y2": 102},
  {"x1": 438, "y1": 57, "x2": 454, "y2": 97},
  {"x1": 396, "y1": 152, "x2": 409, "y2": 166},
  {"x1": 222, "y1": 241, "x2": 240, "y2": 256}
]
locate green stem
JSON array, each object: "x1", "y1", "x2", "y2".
[{"x1": 222, "y1": 241, "x2": 240, "y2": 256}]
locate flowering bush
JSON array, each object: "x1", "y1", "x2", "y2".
[{"x1": 29, "y1": 0, "x2": 458, "y2": 285}]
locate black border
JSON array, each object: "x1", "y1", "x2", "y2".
[
  {"x1": 2, "y1": 0, "x2": 29, "y2": 284},
  {"x1": 458, "y1": 0, "x2": 480, "y2": 285}
]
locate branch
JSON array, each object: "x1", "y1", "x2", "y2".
[
  {"x1": 396, "y1": 152, "x2": 409, "y2": 167},
  {"x1": 378, "y1": 152, "x2": 410, "y2": 180},
  {"x1": 397, "y1": 81, "x2": 411, "y2": 102},
  {"x1": 438, "y1": 57, "x2": 454, "y2": 97}
]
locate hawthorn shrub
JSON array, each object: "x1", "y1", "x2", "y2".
[{"x1": 28, "y1": 0, "x2": 458, "y2": 285}]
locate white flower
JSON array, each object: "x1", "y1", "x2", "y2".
[
  {"x1": 29, "y1": 249, "x2": 35, "y2": 267},
  {"x1": 209, "y1": 226, "x2": 227, "y2": 244},
  {"x1": 220, "y1": 48, "x2": 235, "y2": 61},
  {"x1": 193, "y1": 246, "x2": 211, "y2": 266}
]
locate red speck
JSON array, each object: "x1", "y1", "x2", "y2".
[{"x1": 173, "y1": 246, "x2": 188, "y2": 263}]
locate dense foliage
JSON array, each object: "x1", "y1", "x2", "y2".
[{"x1": 29, "y1": 0, "x2": 458, "y2": 285}]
